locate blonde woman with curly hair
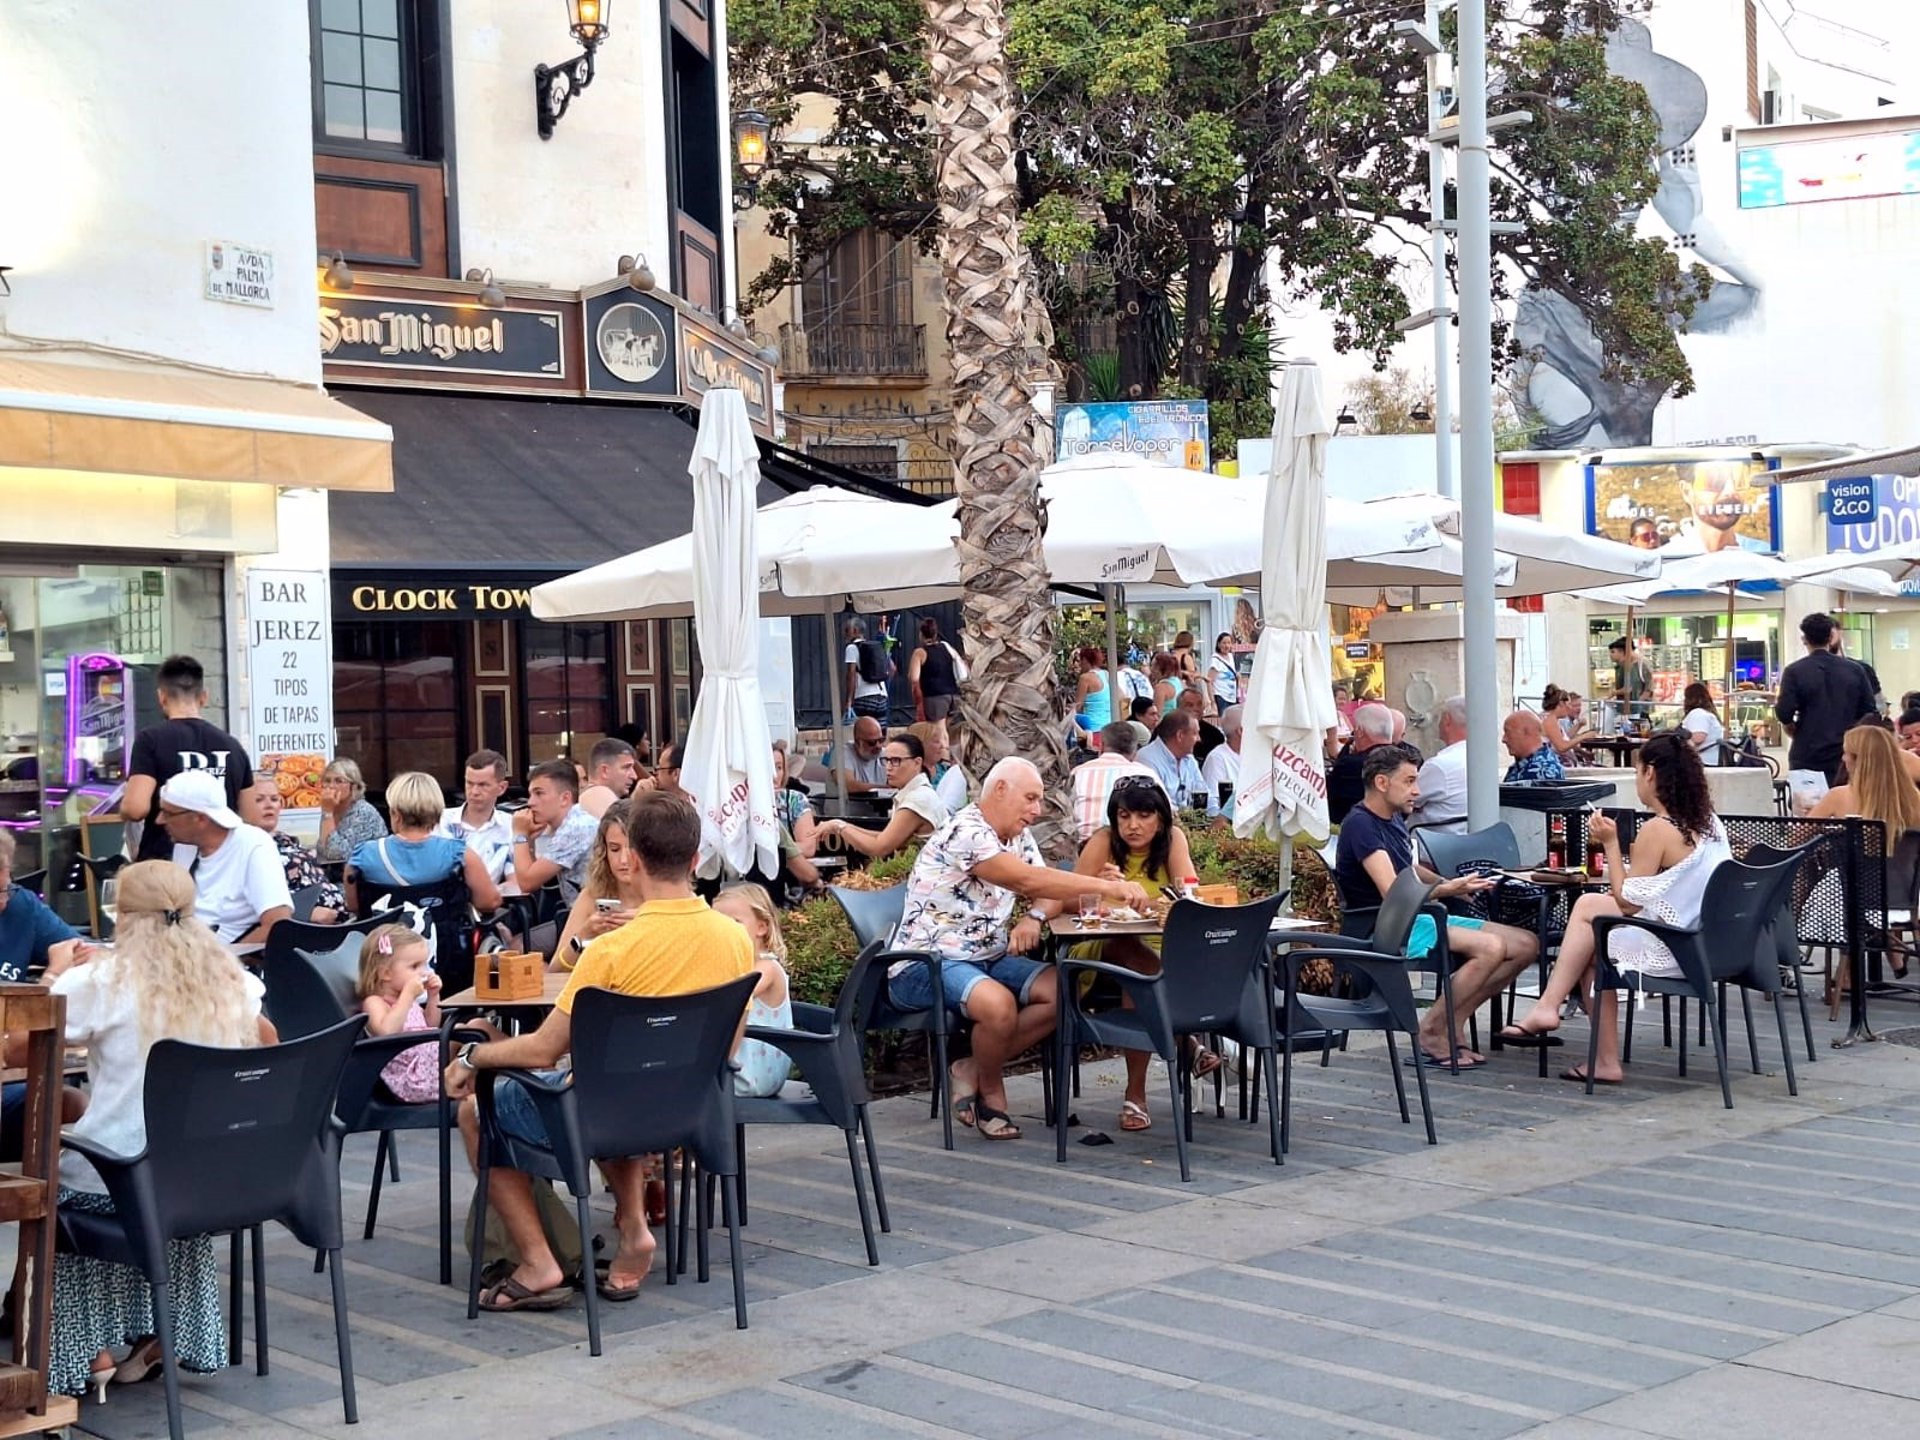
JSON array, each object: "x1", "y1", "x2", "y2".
[{"x1": 29, "y1": 861, "x2": 277, "y2": 1400}]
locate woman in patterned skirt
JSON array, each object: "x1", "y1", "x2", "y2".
[{"x1": 35, "y1": 860, "x2": 275, "y2": 1401}]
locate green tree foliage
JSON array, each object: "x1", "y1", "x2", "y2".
[{"x1": 728, "y1": 0, "x2": 1706, "y2": 456}]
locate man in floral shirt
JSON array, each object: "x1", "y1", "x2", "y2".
[
  {"x1": 890, "y1": 758, "x2": 1150, "y2": 1141},
  {"x1": 1502, "y1": 710, "x2": 1566, "y2": 784}
]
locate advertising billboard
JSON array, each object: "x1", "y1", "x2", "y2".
[
  {"x1": 1737, "y1": 127, "x2": 1920, "y2": 210},
  {"x1": 1056, "y1": 400, "x2": 1210, "y2": 470},
  {"x1": 1585, "y1": 459, "x2": 1778, "y2": 554}
]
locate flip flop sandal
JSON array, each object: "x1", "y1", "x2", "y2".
[
  {"x1": 1495, "y1": 1025, "x2": 1565, "y2": 1048},
  {"x1": 1408, "y1": 1049, "x2": 1484, "y2": 1070},
  {"x1": 478, "y1": 1277, "x2": 574, "y2": 1313},
  {"x1": 597, "y1": 1273, "x2": 645, "y2": 1302},
  {"x1": 1189, "y1": 1047, "x2": 1224, "y2": 1080},
  {"x1": 1560, "y1": 1067, "x2": 1622, "y2": 1086},
  {"x1": 952, "y1": 1092, "x2": 978, "y2": 1128},
  {"x1": 974, "y1": 1104, "x2": 1022, "y2": 1141},
  {"x1": 1118, "y1": 1100, "x2": 1153, "y2": 1132}
]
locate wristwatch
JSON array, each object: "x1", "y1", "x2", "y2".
[{"x1": 456, "y1": 1041, "x2": 480, "y2": 1070}]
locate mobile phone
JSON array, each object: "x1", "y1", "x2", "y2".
[{"x1": 595, "y1": 898, "x2": 620, "y2": 913}]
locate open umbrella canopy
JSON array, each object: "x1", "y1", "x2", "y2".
[
  {"x1": 676, "y1": 389, "x2": 779, "y2": 880},
  {"x1": 1323, "y1": 495, "x2": 1662, "y2": 602},
  {"x1": 1578, "y1": 548, "x2": 1898, "y2": 606},
  {"x1": 528, "y1": 487, "x2": 953, "y2": 622},
  {"x1": 1781, "y1": 540, "x2": 1920, "y2": 590},
  {"x1": 1235, "y1": 362, "x2": 1335, "y2": 845}
]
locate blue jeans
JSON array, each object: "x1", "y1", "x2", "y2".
[
  {"x1": 490, "y1": 1070, "x2": 568, "y2": 1148},
  {"x1": 889, "y1": 952, "x2": 1048, "y2": 1015}
]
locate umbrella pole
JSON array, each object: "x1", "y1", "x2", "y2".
[
  {"x1": 824, "y1": 595, "x2": 850, "y2": 805},
  {"x1": 1723, "y1": 583, "x2": 1736, "y2": 733},
  {"x1": 1104, "y1": 584, "x2": 1125, "y2": 735}
]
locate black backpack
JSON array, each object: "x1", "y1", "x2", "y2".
[{"x1": 856, "y1": 638, "x2": 895, "y2": 684}]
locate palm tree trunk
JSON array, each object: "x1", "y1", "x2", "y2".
[{"x1": 925, "y1": 0, "x2": 1071, "y2": 856}]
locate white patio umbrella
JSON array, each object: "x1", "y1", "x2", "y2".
[
  {"x1": 1235, "y1": 361, "x2": 1336, "y2": 847},
  {"x1": 677, "y1": 389, "x2": 779, "y2": 880}
]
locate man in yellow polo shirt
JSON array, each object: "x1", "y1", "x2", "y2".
[{"x1": 444, "y1": 790, "x2": 752, "y2": 1314}]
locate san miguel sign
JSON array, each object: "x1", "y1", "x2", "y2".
[{"x1": 319, "y1": 296, "x2": 566, "y2": 379}]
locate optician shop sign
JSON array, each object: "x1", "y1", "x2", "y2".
[{"x1": 1826, "y1": 477, "x2": 1920, "y2": 595}]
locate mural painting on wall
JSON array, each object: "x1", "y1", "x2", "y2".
[{"x1": 1516, "y1": 20, "x2": 1762, "y2": 448}]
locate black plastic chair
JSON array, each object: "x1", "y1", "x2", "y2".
[
  {"x1": 1417, "y1": 823, "x2": 1552, "y2": 1074},
  {"x1": 13, "y1": 868, "x2": 46, "y2": 897},
  {"x1": 1589, "y1": 853, "x2": 1805, "y2": 1108},
  {"x1": 1054, "y1": 894, "x2": 1284, "y2": 1181},
  {"x1": 1348, "y1": 868, "x2": 1472, "y2": 1074},
  {"x1": 1273, "y1": 939, "x2": 1437, "y2": 1155},
  {"x1": 354, "y1": 873, "x2": 480, "y2": 996},
  {"x1": 733, "y1": 943, "x2": 892, "y2": 1265},
  {"x1": 260, "y1": 914, "x2": 385, "y2": 993},
  {"x1": 1742, "y1": 841, "x2": 1823, "y2": 1064},
  {"x1": 469, "y1": 976, "x2": 759, "y2": 1351},
  {"x1": 830, "y1": 885, "x2": 964, "y2": 1150},
  {"x1": 57, "y1": 1017, "x2": 365, "y2": 1440},
  {"x1": 263, "y1": 934, "x2": 470, "y2": 1286},
  {"x1": 63, "y1": 852, "x2": 128, "y2": 938}
]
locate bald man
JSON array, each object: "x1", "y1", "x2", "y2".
[
  {"x1": 889, "y1": 758, "x2": 1148, "y2": 1141},
  {"x1": 841, "y1": 715, "x2": 888, "y2": 793},
  {"x1": 1502, "y1": 710, "x2": 1565, "y2": 784}
]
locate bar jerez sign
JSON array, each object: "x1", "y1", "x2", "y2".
[{"x1": 319, "y1": 296, "x2": 565, "y2": 379}]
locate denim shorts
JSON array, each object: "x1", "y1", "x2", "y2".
[
  {"x1": 889, "y1": 952, "x2": 1048, "y2": 1015},
  {"x1": 491, "y1": 1070, "x2": 568, "y2": 1148}
]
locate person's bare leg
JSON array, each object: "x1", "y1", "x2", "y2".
[
  {"x1": 598, "y1": 1157, "x2": 656, "y2": 1292},
  {"x1": 1100, "y1": 938, "x2": 1161, "y2": 1110},
  {"x1": 1517, "y1": 893, "x2": 1620, "y2": 1034},
  {"x1": 965, "y1": 979, "x2": 1021, "y2": 1117},
  {"x1": 458, "y1": 1099, "x2": 564, "y2": 1295}
]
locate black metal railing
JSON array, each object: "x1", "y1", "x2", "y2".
[{"x1": 779, "y1": 322, "x2": 928, "y2": 378}]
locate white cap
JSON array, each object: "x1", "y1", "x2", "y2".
[{"x1": 159, "y1": 770, "x2": 241, "y2": 829}]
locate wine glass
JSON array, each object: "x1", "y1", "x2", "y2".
[{"x1": 97, "y1": 876, "x2": 118, "y2": 935}]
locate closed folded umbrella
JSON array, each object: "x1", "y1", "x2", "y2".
[
  {"x1": 677, "y1": 390, "x2": 779, "y2": 880},
  {"x1": 1235, "y1": 361, "x2": 1335, "y2": 846}
]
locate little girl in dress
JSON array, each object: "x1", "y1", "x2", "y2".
[
  {"x1": 355, "y1": 923, "x2": 500, "y2": 1101},
  {"x1": 711, "y1": 884, "x2": 795, "y2": 1098}
]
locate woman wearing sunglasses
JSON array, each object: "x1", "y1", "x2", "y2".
[{"x1": 818, "y1": 733, "x2": 950, "y2": 862}]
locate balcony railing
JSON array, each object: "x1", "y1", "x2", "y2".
[{"x1": 779, "y1": 322, "x2": 928, "y2": 378}]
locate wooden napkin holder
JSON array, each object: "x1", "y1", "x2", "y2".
[
  {"x1": 1194, "y1": 884, "x2": 1240, "y2": 906},
  {"x1": 475, "y1": 951, "x2": 544, "y2": 1001}
]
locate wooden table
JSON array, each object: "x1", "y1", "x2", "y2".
[{"x1": 441, "y1": 971, "x2": 572, "y2": 1011}]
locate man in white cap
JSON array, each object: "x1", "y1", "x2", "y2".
[{"x1": 156, "y1": 771, "x2": 292, "y2": 944}]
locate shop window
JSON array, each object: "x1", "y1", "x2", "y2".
[
  {"x1": 313, "y1": 0, "x2": 434, "y2": 154},
  {"x1": 522, "y1": 622, "x2": 611, "y2": 768},
  {"x1": 333, "y1": 620, "x2": 463, "y2": 794}
]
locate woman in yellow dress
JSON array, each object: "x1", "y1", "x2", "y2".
[{"x1": 1069, "y1": 776, "x2": 1213, "y2": 1133}]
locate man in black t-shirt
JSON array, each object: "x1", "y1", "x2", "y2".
[
  {"x1": 122, "y1": 654, "x2": 254, "y2": 863},
  {"x1": 1333, "y1": 746, "x2": 1537, "y2": 1068},
  {"x1": 1775, "y1": 614, "x2": 1878, "y2": 784}
]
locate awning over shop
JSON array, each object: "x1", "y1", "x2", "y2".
[
  {"x1": 329, "y1": 390, "x2": 796, "y2": 571},
  {"x1": 0, "y1": 354, "x2": 392, "y2": 492},
  {"x1": 1769, "y1": 443, "x2": 1920, "y2": 486}
]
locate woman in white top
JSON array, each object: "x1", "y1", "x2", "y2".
[
  {"x1": 818, "y1": 732, "x2": 950, "y2": 860},
  {"x1": 907, "y1": 721, "x2": 970, "y2": 813},
  {"x1": 1501, "y1": 733, "x2": 1730, "y2": 1085},
  {"x1": 30, "y1": 861, "x2": 277, "y2": 1400},
  {"x1": 1679, "y1": 681, "x2": 1725, "y2": 758}
]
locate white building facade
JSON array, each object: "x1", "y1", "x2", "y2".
[{"x1": 0, "y1": 2, "x2": 390, "y2": 893}]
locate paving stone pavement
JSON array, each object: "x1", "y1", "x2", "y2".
[{"x1": 59, "y1": 989, "x2": 1920, "y2": 1440}]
